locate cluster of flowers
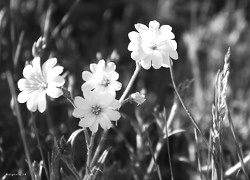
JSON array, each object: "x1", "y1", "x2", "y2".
[{"x1": 17, "y1": 20, "x2": 178, "y2": 133}]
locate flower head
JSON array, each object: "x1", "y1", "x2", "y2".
[
  {"x1": 128, "y1": 20, "x2": 178, "y2": 69},
  {"x1": 17, "y1": 57, "x2": 65, "y2": 113},
  {"x1": 81, "y1": 59, "x2": 122, "y2": 96},
  {"x1": 72, "y1": 90, "x2": 121, "y2": 133},
  {"x1": 130, "y1": 92, "x2": 146, "y2": 106}
]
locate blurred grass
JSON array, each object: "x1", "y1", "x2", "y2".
[{"x1": 1, "y1": 0, "x2": 250, "y2": 179}]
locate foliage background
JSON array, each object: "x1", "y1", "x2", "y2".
[{"x1": 1, "y1": 0, "x2": 250, "y2": 179}]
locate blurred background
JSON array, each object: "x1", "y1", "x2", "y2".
[{"x1": 1, "y1": 0, "x2": 250, "y2": 179}]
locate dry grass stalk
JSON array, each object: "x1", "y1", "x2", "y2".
[{"x1": 211, "y1": 48, "x2": 230, "y2": 180}]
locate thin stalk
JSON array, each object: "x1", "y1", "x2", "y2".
[
  {"x1": 5, "y1": 70, "x2": 35, "y2": 180},
  {"x1": 91, "y1": 147, "x2": 111, "y2": 180},
  {"x1": 13, "y1": 31, "x2": 25, "y2": 68},
  {"x1": 89, "y1": 62, "x2": 141, "y2": 170},
  {"x1": 43, "y1": 4, "x2": 53, "y2": 43},
  {"x1": 51, "y1": 0, "x2": 80, "y2": 39},
  {"x1": 119, "y1": 62, "x2": 141, "y2": 102},
  {"x1": 31, "y1": 113, "x2": 49, "y2": 180},
  {"x1": 165, "y1": 126, "x2": 174, "y2": 180},
  {"x1": 86, "y1": 133, "x2": 96, "y2": 175},
  {"x1": 226, "y1": 105, "x2": 249, "y2": 180},
  {"x1": 146, "y1": 131, "x2": 162, "y2": 180},
  {"x1": 225, "y1": 153, "x2": 250, "y2": 177},
  {"x1": 63, "y1": 90, "x2": 90, "y2": 145},
  {"x1": 61, "y1": 157, "x2": 82, "y2": 180},
  {"x1": 194, "y1": 128, "x2": 203, "y2": 180},
  {"x1": 166, "y1": 98, "x2": 178, "y2": 133},
  {"x1": 169, "y1": 62, "x2": 209, "y2": 147},
  {"x1": 206, "y1": 130, "x2": 213, "y2": 180},
  {"x1": 90, "y1": 131, "x2": 108, "y2": 169},
  {"x1": 146, "y1": 139, "x2": 164, "y2": 176}
]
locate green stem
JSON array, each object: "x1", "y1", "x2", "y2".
[
  {"x1": 31, "y1": 113, "x2": 49, "y2": 180},
  {"x1": 119, "y1": 62, "x2": 141, "y2": 103},
  {"x1": 169, "y1": 62, "x2": 209, "y2": 147}
]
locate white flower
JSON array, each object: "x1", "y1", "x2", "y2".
[
  {"x1": 17, "y1": 57, "x2": 65, "y2": 113},
  {"x1": 128, "y1": 20, "x2": 178, "y2": 69},
  {"x1": 72, "y1": 90, "x2": 121, "y2": 133},
  {"x1": 81, "y1": 59, "x2": 122, "y2": 96},
  {"x1": 130, "y1": 92, "x2": 146, "y2": 106}
]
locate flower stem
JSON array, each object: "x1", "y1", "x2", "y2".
[
  {"x1": 119, "y1": 62, "x2": 141, "y2": 103},
  {"x1": 169, "y1": 62, "x2": 209, "y2": 147},
  {"x1": 90, "y1": 130, "x2": 108, "y2": 169},
  {"x1": 31, "y1": 113, "x2": 49, "y2": 180},
  {"x1": 86, "y1": 133, "x2": 96, "y2": 176},
  {"x1": 63, "y1": 89, "x2": 91, "y2": 150},
  {"x1": 5, "y1": 70, "x2": 35, "y2": 180}
]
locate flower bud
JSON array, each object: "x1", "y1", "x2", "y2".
[
  {"x1": 130, "y1": 92, "x2": 146, "y2": 106},
  {"x1": 32, "y1": 37, "x2": 46, "y2": 57}
]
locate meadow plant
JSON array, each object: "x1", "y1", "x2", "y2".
[
  {"x1": 4, "y1": 8, "x2": 250, "y2": 179},
  {"x1": 14, "y1": 20, "x2": 183, "y2": 180}
]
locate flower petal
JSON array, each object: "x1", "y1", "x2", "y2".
[
  {"x1": 78, "y1": 114, "x2": 96, "y2": 128},
  {"x1": 89, "y1": 120, "x2": 99, "y2": 133},
  {"x1": 46, "y1": 85, "x2": 63, "y2": 98},
  {"x1": 135, "y1": 23, "x2": 148, "y2": 34},
  {"x1": 106, "y1": 62, "x2": 116, "y2": 73},
  {"x1": 141, "y1": 55, "x2": 151, "y2": 69},
  {"x1": 99, "y1": 114, "x2": 112, "y2": 130},
  {"x1": 131, "y1": 46, "x2": 147, "y2": 61},
  {"x1": 110, "y1": 71, "x2": 119, "y2": 81},
  {"x1": 73, "y1": 107, "x2": 89, "y2": 118},
  {"x1": 128, "y1": 31, "x2": 140, "y2": 41},
  {"x1": 90, "y1": 63, "x2": 97, "y2": 73},
  {"x1": 37, "y1": 91, "x2": 47, "y2": 113},
  {"x1": 47, "y1": 66, "x2": 64, "y2": 82},
  {"x1": 128, "y1": 42, "x2": 139, "y2": 52},
  {"x1": 42, "y1": 58, "x2": 57, "y2": 79},
  {"x1": 151, "y1": 51, "x2": 163, "y2": 69},
  {"x1": 32, "y1": 57, "x2": 43, "y2": 80},
  {"x1": 112, "y1": 81, "x2": 122, "y2": 91},
  {"x1": 149, "y1": 20, "x2": 160, "y2": 30},
  {"x1": 23, "y1": 64, "x2": 34, "y2": 80},
  {"x1": 169, "y1": 49, "x2": 178, "y2": 60},
  {"x1": 162, "y1": 53, "x2": 171, "y2": 68},
  {"x1": 98, "y1": 93, "x2": 115, "y2": 107},
  {"x1": 160, "y1": 25, "x2": 174, "y2": 39},
  {"x1": 82, "y1": 71, "x2": 93, "y2": 81},
  {"x1": 74, "y1": 96, "x2": 87, "y2": 107},
  {"x1": 26, "y1": 91, "x2": 40, "y2": 112},
  {"x1": 105, "y1": 109, "x2": 121, "y2": 121},
  {"x1": 81, "y1": 82, "x2": 96, "y2": 94},
  {"x1": 50, "y1": 76, "x2": 65, "y2": 87},
  {"x1": 17, "y1": 90, "x2": 32, "y2": 103},
  {"x1": 169, "y1": 40, "x2": 177, "y2": 50},
  {"x1": 17, "y1": 79, "x2": 34, "y2": 91},
  {"x1": 96, "y1": 60, "x2": 105, "y2": 72},
  {"x1": 109, "y1": 100, "x2": 121, "y2": 109}
]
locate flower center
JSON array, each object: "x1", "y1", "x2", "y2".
[
  {"x1": 100, "y1": 76, "x2": 110, "y2": 87},
  {"x1": 39, "y1": 82, "x2": 48, "y2": 90},
  {"x1": 149, "y1": 42, "x2": 157, "y2": 50},
  {"x1": 91, "y1": 105, "x2": 102, "y2": 115}
]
